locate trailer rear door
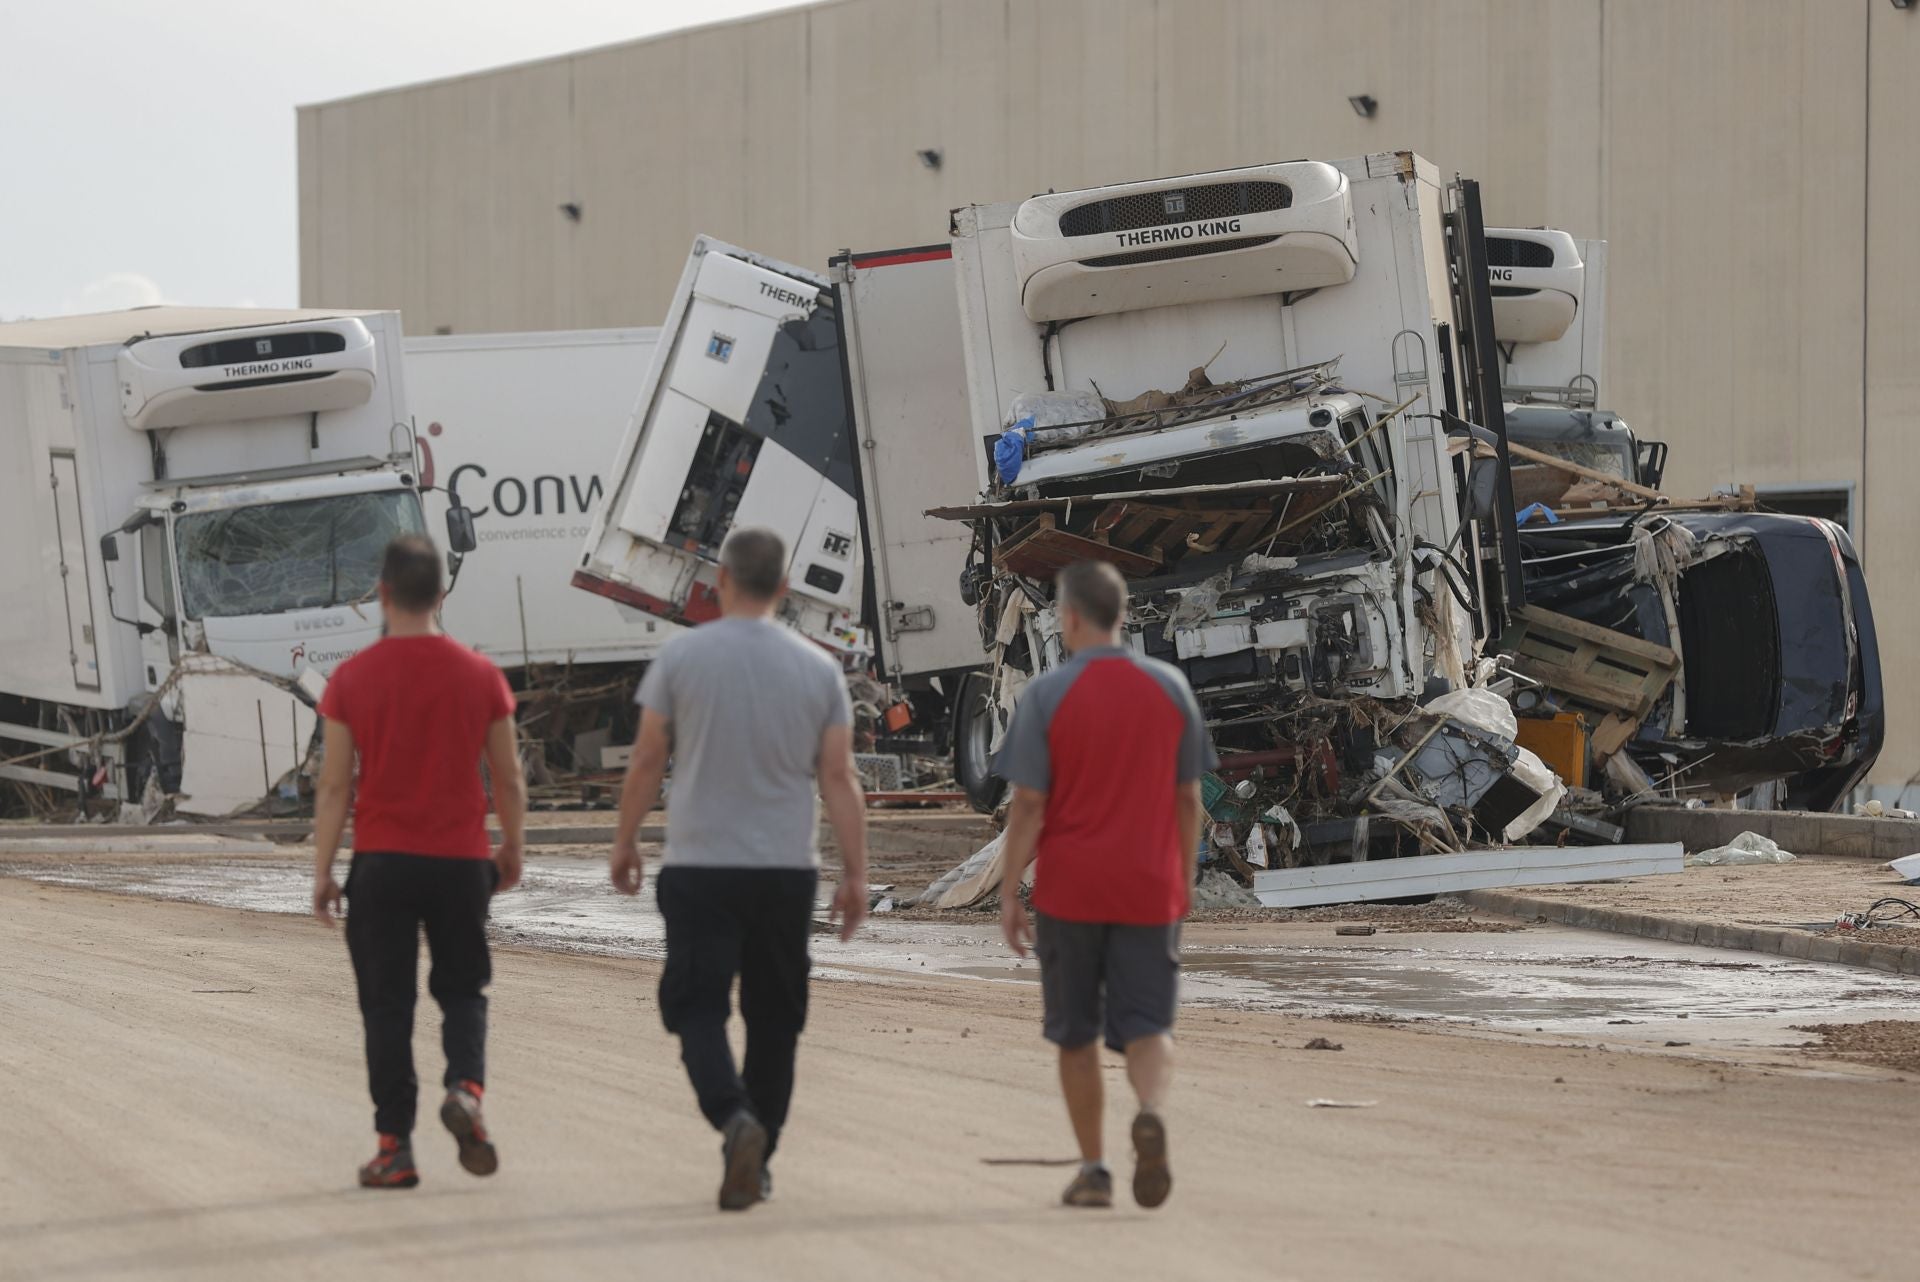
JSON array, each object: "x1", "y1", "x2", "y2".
[
  {"x1": 833, "y1": 246, "x2": 985, "y2": 679},
  {"x1": 48, "y1": 450, "x2": 101, "y2": 691}
]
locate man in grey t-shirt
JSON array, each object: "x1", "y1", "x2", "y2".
[{"x1": 609, "y1": 526, "x2": 869, "y2": 1212}]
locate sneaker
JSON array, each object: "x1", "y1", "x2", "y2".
[
  {"x1": 358, "y1": 1134, "x2": 419, "y2": 1189},
  {"x1": 718, "y1": 1110, "x2": 768, "y2": 1212},
  {"x1": 1060, "y1": 1165, "x2": 1113, "y2": 1208},
  {"x1": 440, "y1": 1080, "x2": 498, "y2": 1177},
  {"x1": 1130, "y1": 1111, "x2": 1172, "y2": 1209}
]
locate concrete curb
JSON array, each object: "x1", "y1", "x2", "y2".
[
  {"x1": 1461, "y1": 888, "x2": 1920, "y2": 976},
  {"x1": 1623, "y1": 806, "x2": 1920, "y2": 861}
]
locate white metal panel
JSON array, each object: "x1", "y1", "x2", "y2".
[
  {"x1": 0, "y1": 359, "x2": 124, "y2": 711},
  {"x1": 47, "y1": 452, "x2": 101, "y2": 691},
  {"x1": 1251, "y1": 844, "x2": 1685, "y2": 909},
  {"x1": 838, "y1": 249, "x2": 988, "y2": 677},
  {"x1": 173, "y1": 660, "x2": 320, "y2": 817},
  {"x1": 1052, "y1": 294, "x2": 1288, "y2": 406},
  {"x1": 787, "y1": 475, "x2": 863, "y2": 614},
  {"x1": 730, "y1": 438, "x2": 826, "y2": 569},
  {"x1": 613, "y1": 388, "x2": 711, "y2": 542},
  {"x1": 667, "y1": 251, "x2": 808, "y2": 426}
]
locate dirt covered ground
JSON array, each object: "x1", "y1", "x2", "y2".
[
  {"x1": 1796, "y1": 1020, "x2": 1920, "y2": 1075},
  {"x1": 1487, "y1": 855, "x2": 1918, "y2": 935},
  {"x1": 3, "y1": 871, "x2": 1918, "y2": 1282}
]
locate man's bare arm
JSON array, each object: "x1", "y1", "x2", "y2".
[
  {"x1": 611, "y1": 708, "x2": 670, "y2": 894},
  {"x1": 998, "y1": 784, "x2": 1048, "y2": 957},
  {"x1": 483, "y1": 717, "x2": 527, "y2": 891},
  {"x1": 818, "y1": 722, "x2": 869, "y2": 941},
  {"x1": 1175, "y1": 778, "x2": 1205, "y2": 911},
  {"x1": 312, "y1": 719, "x2": 355, "y2": 925}
]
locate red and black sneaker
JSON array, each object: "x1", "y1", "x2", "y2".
[
  {"x1": 358, "y1": 1134, "x2": 419, "y2": 1189},
  {"x1": 440, "y1": 1080, "x2": 498, "y2": 1177}
]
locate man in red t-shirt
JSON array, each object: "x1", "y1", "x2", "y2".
[
  {"x1": 995, "y1": 560, "x2": 1215, "y2": 1211},
  {"x1": 311, "y1": 534, "x2": 526, "y2": 1190}
]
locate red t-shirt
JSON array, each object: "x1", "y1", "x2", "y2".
[
  {"x1": 318, "y1": 634, "x2": 515, "y2": 858},
  {"x1": 992, "y1": 648, "x2": 1218, "y2": 925}
]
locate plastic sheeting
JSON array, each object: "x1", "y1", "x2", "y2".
[{"x1": 1686, "y1": 830, "x2": 1797, "y2": 867}]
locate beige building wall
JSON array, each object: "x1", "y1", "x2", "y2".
[{"x1": 299, "y1": 0, "x2": 1920, "y2": 792}]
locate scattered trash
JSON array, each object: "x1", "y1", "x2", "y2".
[
  {"x1": 1835, "y1": 898, "x2": 1920, "y2": 931},
  {"x1": 1664, "y1": 1040, "x2": 1690, "y2": 1048},
  {"x1": 1888, "y1": 853, "x2": 1920, "y2": 885},
  {"x1": 1306, "y1": 1099, "x2": 1377, "y2": 1109},
  {"x1": 1855, "y1": 800, "x2": 1919, "y2": 820},
  {"x1": 1686, "y1": 831, "x2": 1795, "y2": 867},
  {"x1": 1334, "y1": 924, "x2": 1376, "y2": 937},
  {"x1": 1303, "y1": 1038, "x2": 1344, "y2": 1051}
]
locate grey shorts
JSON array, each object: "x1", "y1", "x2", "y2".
[{"x1": 1034, "y1": 911, "x2": 1181, "y2": 1052}]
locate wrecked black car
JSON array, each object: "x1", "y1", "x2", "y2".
[{"x1": 1516, "y1": 509, "x2": 1882, "y2": 810}]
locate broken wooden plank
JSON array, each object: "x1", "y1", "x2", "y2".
[
  {"x1": 1249, "y1": 842, "x2": 1684, "y2": 909},
  {"x1": 1514, "y1": 605, "x2": 1677, "y2": 666},
  {"x1": 994, "y1": 520, "x2": 1161, "y2": 578},
  {"x1": 1506, "y1": 441, "x2": 1665, "y2": 502}
]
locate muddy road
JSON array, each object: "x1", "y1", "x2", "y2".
[
  {"x1": 2, "y1": 862, "x2": 1918, "y2": 1280},
  {"x1": 7, "y1": 848, "x2": 1918, "y2": 1053}
]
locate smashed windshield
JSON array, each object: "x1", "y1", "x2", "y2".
[{"x1": 176, "y1": 489, "x2": 426, "y2": 619}]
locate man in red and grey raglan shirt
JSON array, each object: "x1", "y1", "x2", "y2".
[
  {"x1": 995, "y1": 559, "x2": 1217, "y2": 1212},
  {"x1": 310, "y1": 535, "x2": 527, "y2": 1190}
]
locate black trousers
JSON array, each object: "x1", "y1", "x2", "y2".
[
  {"x1": 344, "y1": 852, "x2": 497, "y2": 1137},
  {"x1": 655, "y1": 866, "x2": 816, "y2": 1158}
]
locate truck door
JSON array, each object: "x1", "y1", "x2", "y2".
[
  {"x1": 47, "y1": 450, "x2": 102, "y2": 691},
  {"x1": 137, "y1": 520, "x2": 181, "y2": 688},
  {"x1": 833, "y1": 246, "x2": 987, "y2": 679}
]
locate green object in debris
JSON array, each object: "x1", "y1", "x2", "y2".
[{"x1": 1200, "y1": 772, "x2": 1246, "y2": 823}]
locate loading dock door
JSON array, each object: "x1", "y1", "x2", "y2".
[{"x1": 49, "y1": 451, "x2": 101, "y2": 691}]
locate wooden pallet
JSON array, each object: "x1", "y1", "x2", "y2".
[
  {"x1": 1499, "y1": 605, "x2": 1678, "y2": 720},
  {"x1": 1088, "y1": 499, "x2": 1277, "y2": 557}
]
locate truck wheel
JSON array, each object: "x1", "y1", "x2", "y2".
[{"x1": 953, "y1": 671, "x2": 1007, "y2": 814}]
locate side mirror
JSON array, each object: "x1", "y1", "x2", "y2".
[
  {"x1": 99, "y1": 533, "x2": 120, "y2": 563},
  {"x1": 445, "y1": 503, "x2": 477, "y2": 555}
]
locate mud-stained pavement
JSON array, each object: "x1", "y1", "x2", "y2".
[{"x1": 6, "y1": 849, "x2": 1917, "y2": 1057}]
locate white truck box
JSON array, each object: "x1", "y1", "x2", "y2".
[
  {"x1": 1486, "y1": 228, "x2": 1605, "y2": 404},
  {"x1": 830, "y1": 246, "x2": 984, "y2": 680},
  {"x1": 405, "y1": 329, "x2": 681, "y2": 668},
  {"x1": 574, "y1": 239, "x2": 866, "y2": 657}
]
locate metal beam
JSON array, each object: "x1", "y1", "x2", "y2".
[{"x1": 1250, "y1": 842, "x2": 1684, "y2": 909}]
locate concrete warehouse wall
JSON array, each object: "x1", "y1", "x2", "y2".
[{"x1": 298, "y1": 0, "x2": 1920, "y2": 796}]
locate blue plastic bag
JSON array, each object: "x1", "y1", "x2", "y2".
[{"x1": 994, "y1": 416, "x2": 1034, "y2": 485}]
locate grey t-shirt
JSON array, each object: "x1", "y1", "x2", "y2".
[{"x1": 636, "y1": 616, "x2": 852, "y2": 869}]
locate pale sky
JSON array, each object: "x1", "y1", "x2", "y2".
[{"x1": 0, "y1": 0, "x2": 796, "y2": 320}]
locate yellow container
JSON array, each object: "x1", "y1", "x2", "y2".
[{"x1": 1515, "y1": 713, "x2": 1588, "y2": 790}]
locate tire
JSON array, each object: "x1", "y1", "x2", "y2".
[{"x1": 952, "y1": 670, "x2": 1007, "y2": 814}]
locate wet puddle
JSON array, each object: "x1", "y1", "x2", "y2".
[{"x1": 8, "y1": 854, "x2": 1919, "y2": 1046}]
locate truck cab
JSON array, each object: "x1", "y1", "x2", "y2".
[{"x1": 0, "y1": 307, "x2": 465, "y2": 816}]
